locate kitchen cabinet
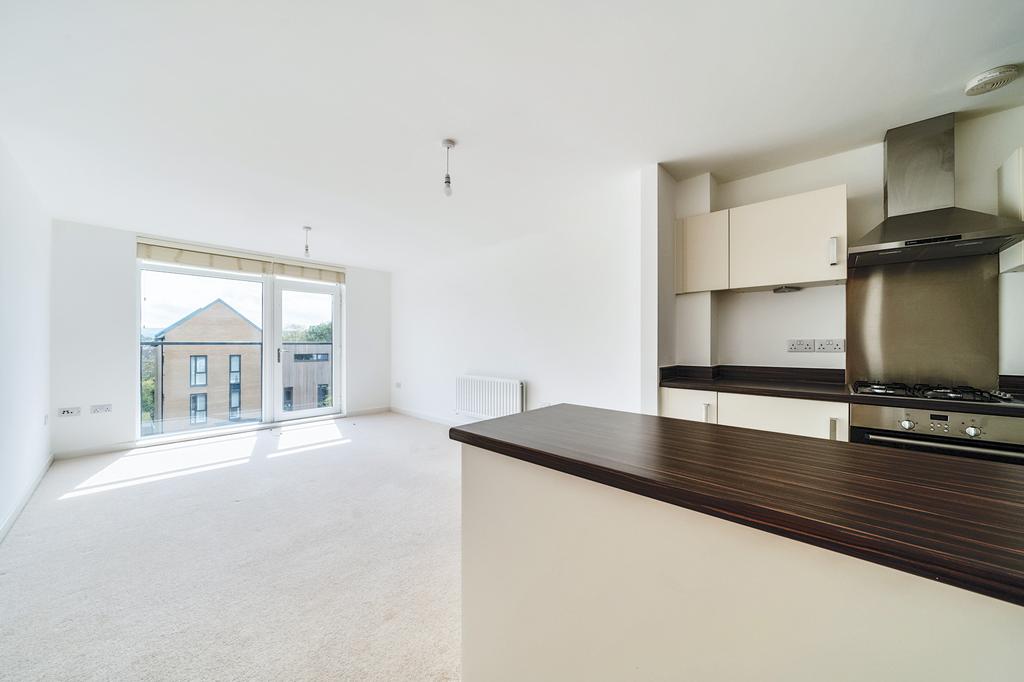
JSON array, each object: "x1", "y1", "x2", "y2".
[
  {"x1": 1000, "y1": 241, "x2": 1024, "y2": 274},
  {"x1": 717, "y1": 393, "x2": 849, "y2": 441},
  {"x1": 659, "y1": 388, "x2": 717, "y2": 423},
  {"x1": 728, "y1": 184, "x2": 847, "y2": 289},
  {"x1": 675, "y1": 210, "x2": 729, "y2": 293}
]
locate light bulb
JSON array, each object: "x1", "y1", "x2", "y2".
[{"x1": 443, "y1": 174, "x2": 452, "y2": 196}]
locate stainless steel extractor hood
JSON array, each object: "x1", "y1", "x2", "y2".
[{"x1": 847, "y1": 113, "x2": 1024, "y2": 268}]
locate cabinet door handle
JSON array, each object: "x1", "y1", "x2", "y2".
[
  {"x1": 702, "y1": 403, "x2": 712, "y2": 423},
  {"x1": 829, "y1": 417, "x2": 839, "y2": 440},
  {"x1": 827, "y1": 236, "x2": 839, "y2": 266}
]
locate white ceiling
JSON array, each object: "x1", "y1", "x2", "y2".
[{"x1": 1, "y1": 0, "x2": 1023, "y2": 271}]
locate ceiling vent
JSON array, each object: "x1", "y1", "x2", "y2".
[{"x1": 964, "y1": 64, "x2": 1018, "y2": 96}]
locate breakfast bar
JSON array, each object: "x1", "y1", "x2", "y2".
[{"x1": 452, "y1": 404, "x2": 1024, "y2": 681}]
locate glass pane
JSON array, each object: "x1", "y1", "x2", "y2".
[
  {"x1": 140, "y1": 269, "x2": 263, "y2": 436},
  {"x1": 281, "y1": 289, "x2": 333, "y2": 412}
]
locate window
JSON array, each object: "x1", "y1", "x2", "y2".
[
  {"x1": 228, "y1": 354, "x2": 241, "y2": 421},
  {"x1": 229, "y1": 354, "x2": 241, "y2": 385},
  {"x1": 140, "y1": 267, "x2": 263, "y2": 437},
  {"x1": 139, "y1": 246, "x2": 342, "y2": 437},
  {"x1": 229, "y1": 387, "x2": 241, "y2": 421},
  {"x1": 190, "y1": 393, "x2": 207, "y2": 424},
  {"x1": 294, "y1": 352, "x2": 329, "y2": 362},
  {"x1": 190, "y1": 355, "x2": 208, "y2": 387}
]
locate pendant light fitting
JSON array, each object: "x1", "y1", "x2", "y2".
[{"x1": 442, "y1": 138, "x2": 455, "y2": 196}]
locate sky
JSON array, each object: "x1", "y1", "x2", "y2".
[{"x1": 140, "y1": 270, "x2": 332, "y2": 333}]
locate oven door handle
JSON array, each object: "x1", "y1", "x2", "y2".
[{"x1": 865, "y1": 434, "x2": 1024, "y2": 460}]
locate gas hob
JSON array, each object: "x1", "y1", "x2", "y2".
[{"x1": 851, "y1": 381, "x2": 1014, "y2": 403}]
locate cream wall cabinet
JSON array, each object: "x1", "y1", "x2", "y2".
[
  {"x1": 659, "y1": 388, "x2": 717, "y2": 424},
  {"x1": 716, "y1": 393, "x2": 849, "y2": 441},
  {"x1": 675, "y1": 210, "x2": 729, "y2": 293},
  {"x1": 1001, "y1": 241, "x2": 1024, "y2": 274},
  {"x1": 728, "y1": 184, "x2": 847, "y2": 289}
]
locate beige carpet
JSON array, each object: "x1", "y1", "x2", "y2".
[{"x1": 0, "y1": 413, "x2": 460, "y2": 681}]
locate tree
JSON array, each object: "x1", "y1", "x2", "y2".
[
  {"x1": 284, "y1": 321, "x2": 332, "y2": 342},
  {"x1": 141, "y1": 377, "x2": 156, "y2": 421},
  {"x1": 306, "y1": 322, "x2": 332, "y2": 342}
]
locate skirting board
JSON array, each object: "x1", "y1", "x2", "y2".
[
  {"x1": 0, "y1": 454, "x2": 52, "y2": 544},
  {"x1": 345, "y1": 406, "x2": 390, "y2": 417},
  {"x1": 390, "y1": 406, "x2": 474, "y2": 427},
  {"x1": 53, "y1": 409, "x2": 393, "y2": 460}
]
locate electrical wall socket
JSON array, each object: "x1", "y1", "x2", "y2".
[
  {"x1": 58, "y1": 407, "x2": 81, "y2": 417},
  {"x1": 90, "y1": 404, "x2": 113, "y2": 414},
  {"x1": 815, "y1": 338, "x2": 846, "y2": 352},
  {"x1": 786, "y1": 339, "x2": 815, "y2": 352}
]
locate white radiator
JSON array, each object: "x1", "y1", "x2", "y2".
[{"x1": 456, "y1": 375, "x2": 525, "y2": 419}]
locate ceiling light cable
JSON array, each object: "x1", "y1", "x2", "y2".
[{"x1": 442, "y1": 138, "x2": 455, "y2": 196}]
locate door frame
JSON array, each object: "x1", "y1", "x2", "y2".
[{"x1": 271, "y1": 277, "x2": 344, "y2": 423}]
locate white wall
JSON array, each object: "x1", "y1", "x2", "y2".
[
  {"x1": 651, "y1": 165, "x2": 677, "y2": 404},
  {"x1": 957, "y1": 105, "x2": 1024, "y2": 376},
  {"x1": 50, "y1": 220, "x2": 392, "y2": 457},
  {"x1": 50, "y1": 221, "x2": 139, "y2": 456},
  {"x1": 390, "y1": 172, "x2": 642, "y2": 425},
  {"x1": 714, "y1": 287, "x2": 846, "y2": 369},
  {"x1": 344, "y1": 266, "x2": 391, "y2": 414},
  {"x1": 956, "y1": 106, "x2": 1024, "y2": 215},
  {"x1": 0, "y1": 139, "x2": 51, "y2": 538}
]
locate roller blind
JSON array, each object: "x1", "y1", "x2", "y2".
[{"x1": 137, "y1": 240, "x2": 345, "y2": 283}]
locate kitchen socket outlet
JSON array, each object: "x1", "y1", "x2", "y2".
[
  {"x1": 815, "y1": 338, "x2": 846, "y2": 352},
  {"x1": 58, "y1": 407, "x2": 81, "y2": 417},
  {"x1": 786, "y1": 339, "x2": 815, "y2": 352},
  {"x1": 90, "y1": 404, "x2": 113, "y2": 414}
]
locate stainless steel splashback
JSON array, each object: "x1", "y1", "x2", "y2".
[{"x1": 846, "y1": 255, "x2": 999, "y2": 388}]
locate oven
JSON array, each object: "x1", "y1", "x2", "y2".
[{"x1": 850, "y1": 404, "x2": 1024, "y2": 464}]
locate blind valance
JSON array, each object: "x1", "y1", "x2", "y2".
[{"x1": 137, "y1": 240, "x2": 345, "y2": 283}]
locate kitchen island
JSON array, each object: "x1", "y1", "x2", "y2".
[{"x1": 451, "y1": 404, "x2": 1024, "y2": 681}]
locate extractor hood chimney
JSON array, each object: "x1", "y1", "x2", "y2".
[{"x1": 847, "y1": 113, "x2": 1024, "y2": 267}]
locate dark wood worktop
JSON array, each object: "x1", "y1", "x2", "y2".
[
  {"x1": 450, "y1": 404, "x2": 1024, "y2": 606},
  {"x1": 659, "y1": 365, "x2": 1024, "y2": 417}
]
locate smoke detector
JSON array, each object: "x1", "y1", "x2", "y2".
[{"x1": 964, "y1": 64, "x2": 1019, "y2": 96}]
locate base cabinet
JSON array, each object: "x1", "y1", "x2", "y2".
[
  {"x1": 659, "y1": 388, "x2": 717, "y2": 424},
  {"x1": 717, "y1": 393, "x2": 849, "y2": 441}
]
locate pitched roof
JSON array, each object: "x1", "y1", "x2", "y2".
[{"x1": 155, "y1": 298, "x2": 262, "y2": 338}]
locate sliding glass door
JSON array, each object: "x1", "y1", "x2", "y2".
[{"x1": 273, "y1": 279, "x2": 342, "y2": 421}]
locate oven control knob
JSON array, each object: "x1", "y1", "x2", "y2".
[
  {"x1": 898, "y1": 419, "x2": 915, "y2": 431},
  {"x1": 964, "y1": 426, "x2": 981, "y2": 438}
]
